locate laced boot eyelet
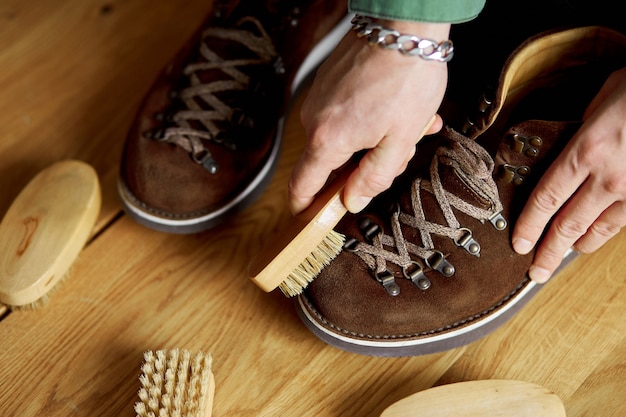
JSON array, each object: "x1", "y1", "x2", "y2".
[
  {"x1": 192, "y1": 150, "x2": 219, "y2": 174},
  {"x1": 213, "y1": 131, "x2": 237, "y2": 150},
  {"x1": 402, "y1": 261, "x2": 431, "y2": 290},
  {"x1": 374, "y1": 269, "x2": 400, "y2": 296},
  {"x1": 478, "y1": 92, "x2": 493, "y2": 113},
  {"x1": 143, "y1": 128, "x2": 166, "y2": 142},
  {"x1": 155, "y1": 111, "x2": 176, "y2": 123},
  {"x1": 489, "y1": 212, "x2": 507, "y2": 230},
  {"x1": 454, "y1": 227, "x2": 481, "y2": 256},
  {"x1": 343, "y1": 237, "x2": 359, "y2": 252},
  {"x1": 510, "y1": 133, "x2": 543, "y2": 157},
  {"x1": 499, "y1": 164, "x2": 530, "y2": 185},
  {"x1": 357, "y1": 217, "x2": 381, "y2": 242},
  {"x1": 426, "y1": 250, "x2": 455, "y2": 277}
]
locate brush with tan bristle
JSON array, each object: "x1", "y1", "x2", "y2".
[
  {"x1": 0, "y1": 160, "x2": 101, "y2": 310},
  {"x1": 248, "y1": 117, "x2": 436, "y2": 297},
  {"x1": 248, "y1": 164, "x2": 349, "y2": 296},
  {"x1": 135, "y1": 349, "x2": 215, "y2": 417}
]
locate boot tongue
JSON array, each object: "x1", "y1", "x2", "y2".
[{"x1": 435, "y1": 129, "x2": 497, "y2": 211}]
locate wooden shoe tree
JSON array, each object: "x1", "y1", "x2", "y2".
[{"x1": 380, "y1": 380, "x2": 566, "y2": 417}]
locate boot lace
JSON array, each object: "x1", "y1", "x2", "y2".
[
  {"x1": 345, "y1": 128, "x2": 507, "y2": 295},
  {"x1": 147, "y1": 16, "x2": 280, "y2": 173}
]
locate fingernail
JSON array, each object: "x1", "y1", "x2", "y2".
[
  {"x1": 528, "y1": 265, "x2": 552, "y2": 283},
  {"x1": 346, "y1": 196, "x2": 372, "y2": 213},
  {"x1": 512, "y1": 238, "x2": 534, "y2": 255}
]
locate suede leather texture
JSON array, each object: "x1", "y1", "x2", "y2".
[
  {"x1": 300, "y1": 26, "x2": 626, "y2": 346},
  {"x1": 119, "y1": 0, "x2": 348, "y2": 220}
]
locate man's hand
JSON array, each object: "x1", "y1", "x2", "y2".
[
  {"x1": 288, "y1": 21, "x2": 450, "y2": 215},
  {"x1": 513, "y1": 67, "x2": 626, "y2": 282}
]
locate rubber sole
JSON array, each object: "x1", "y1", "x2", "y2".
[{"x1": 296, "y1": 249, "x2": 579, "y2": 357}]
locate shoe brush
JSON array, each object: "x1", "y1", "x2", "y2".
[
  {"x1": 0, "y1": 160, "x2": 101, "y2": 310},
  {"x1": 248, "y1": 116, "x2": 436, "y2": 297},
  {"x1": 135, "y1": 349, "x2": 215, "y2": 417},
  {"x1": 380, "y1": 379, "x2": 566, "y2": 417}
]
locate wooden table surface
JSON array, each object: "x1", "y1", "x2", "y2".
[{"x1": 0, "y1": 1, "x2": 624, "y2": 416}]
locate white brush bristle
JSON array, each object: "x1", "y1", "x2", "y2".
[
  {"x1": 135, "y1": 349, "x2": 213, "y2": 417},
  {"x1": 279, "y1": 230, "x2": 345, "y2": 297}
]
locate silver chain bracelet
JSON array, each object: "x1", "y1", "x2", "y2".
[{"x1": 350, "y1": 15, "x2": 454, "y2": 62}]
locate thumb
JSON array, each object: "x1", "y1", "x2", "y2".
[{"x1": 344, "y1": 115, "x2": 438, "y2": 213}]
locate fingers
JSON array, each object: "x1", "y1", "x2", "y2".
[
  {"x1": 287, "y1": 21, "x2": 449, "y2": 216},
  {"x1": 574, "y1": 201, "x2": 626, "y2": 253},
  {"x1": 513, "y1": 68, "x2": 626, "y2": 283},
  {"x1": 512, "y1": 145, "x2": 589, "y2": 257},
  {"x1": 522, "y1": 177, "x2": 613, "y2": 283},
  {"x1": 343, "y1": 115, "x2": 439, "y2": 213},
  {"x1": 512, "y1": 136, "x2": 591, "y2": 283},
  {"x1": 516, "y1": 165, "x2": 626, "y2": 283},
  {"x1": 343, "y1": 136, "x2": 418, "y2": 213},
  {"x1": 289, "y1": 113, "x2": 442, "y2": 215},
  {"x1": 288, "y1": 125, "x2": 431, "y2": 215},
  {"x1": 288, "y1": 142, "x2": 353, "y2": 216}
]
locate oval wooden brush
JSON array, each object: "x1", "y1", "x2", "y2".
[
  {"x1": 380, "y1": 380, "x2": 566, "y2": 417},
  {"x1": 248, "y1": 116, "x2": 436, "y2": 297},
  {"x1": 0, "y1": 160, "x2": 101, "y2": 309}
]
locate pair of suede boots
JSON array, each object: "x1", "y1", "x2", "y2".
[{"x1": 117, "y1": 0, "x2": 626, "y2": 356}]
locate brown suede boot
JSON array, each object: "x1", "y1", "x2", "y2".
[
  {"x1": 118, "y1": 0, "x2": 349, "y2": 233},
  {"x1": 296, "y1": 26, "x2": 626, "y2": 356}
]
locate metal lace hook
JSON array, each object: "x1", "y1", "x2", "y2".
[
  {"x1": 343, "y1": 237, "x2": 359, "y2": 252},
  {"x1": 426, "y1": 250, "x2": 455, "y2": 277},
  {"x1": 192, "y1": 150, "x2": 219, "y2": 174},
  {"x1": 489, "y1": 212, "x2": 507, "y2": 230},
  {"x1": 402, "y1": 261, "x2": 431, "y2": 290},
  {"x1": 358, "y1": 217, "x2": 381, "y2": 242},
  {"x1": 454, "y1": 227, "x2": 481, "y2": 257},
  {"x1": 375, "y1": 269, "x2": 400, "y2": 296}
]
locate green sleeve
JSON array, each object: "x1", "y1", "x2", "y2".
[{"x1": 348, "y1": 0, "x2": 486, "y2": 23}]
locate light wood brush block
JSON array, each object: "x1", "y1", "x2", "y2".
[{"x1": 0, "y1": 160, "x2": 101, "y2": 308}]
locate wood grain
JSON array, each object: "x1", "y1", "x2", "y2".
[{"x1": 0, "y1": 1, "x2": 624, "y2": 416}]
